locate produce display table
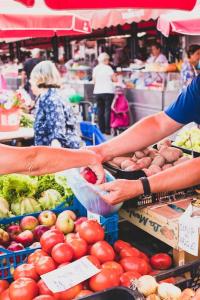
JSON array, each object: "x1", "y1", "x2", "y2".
[
  {"x1": 119, "y1": 198, "x2": 199, "y2": 266},
  {"x1": 0, "y1": 127, "x2": 34, "y2": 143}
]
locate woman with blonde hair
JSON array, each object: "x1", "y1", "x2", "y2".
[{"x1": 31, "y1": 60, "x2": 81, "y2": 148}]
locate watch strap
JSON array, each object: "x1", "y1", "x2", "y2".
[{"x1": 140, "y1": 177, "x2": 151, "y2": 196}]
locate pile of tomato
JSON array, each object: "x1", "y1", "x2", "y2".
[{"x1": 0, "y1": 219, "x2": 173, "y2": 300}]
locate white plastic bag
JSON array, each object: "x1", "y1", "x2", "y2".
[{"x1": 61, "y1": 169, "x2": 122, "y2": 216}]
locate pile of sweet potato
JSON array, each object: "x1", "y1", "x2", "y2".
[{"x1": 109, "y1": 140, "x2": 190, "y2": 177}]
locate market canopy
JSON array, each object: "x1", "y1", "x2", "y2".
[
  {"x1": 157, "y1": 1, "x2": 200, "y2": 36},
  {"x1": 15, "y1": 0, "x2": 196, "y2": 10},
  {"x1": 0, "y1": 0, "x2": 91, "y2": 39}
]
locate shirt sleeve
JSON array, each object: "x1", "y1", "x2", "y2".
[{"x1": 165, "y1": 75, "x2": 200, "y2": 124}]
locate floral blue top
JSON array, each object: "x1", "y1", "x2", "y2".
[
  {"x1": 180, "y1": 60, "x2": 197, "y2": 90},
  {"x1": 34, "y1": 88, "x2": 81, "y2": 149}
]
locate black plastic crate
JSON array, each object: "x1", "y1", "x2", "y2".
[
  {"x1": 155, "y1": 260, "x2": 200, "y2": 290},
  {"x1": 79, "y1": 286, "x2": 144, "y2": 300}
]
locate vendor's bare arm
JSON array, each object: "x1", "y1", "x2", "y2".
[
  {"x1": 94, "y1": 112, "x2": 182, "y2": 161},
  {"x1": 0, "y1": 144, "x2": 102, "y2": 177},
  {"x1": 149, "y1": 157, "x2": 200, "y2": 193},
  {"x1": 100, "y1": 157, "x2": 200, "y2": 205}
]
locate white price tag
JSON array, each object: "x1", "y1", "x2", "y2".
[
  {"x1": 87, "y1": 211, "x2": 101, "y2": 223},
  {"x1": 41, "y1": 256, "x2": 100, "y2": 293},
  {"x1": 179, "y1": 216, "x2": 199, "y2": 256}
]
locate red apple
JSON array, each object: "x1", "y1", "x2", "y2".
[
  {"x1": 33, "y1": 225, "x2": 50, "y2": 241},
  {"x1": 20, "y1": 216, "x2": 39, "y2": 231},
  {"x1": 7, "y1": 243, "x2": 24, "y2": 263},
  {"x1": 74, "y1": 217, "x2": 88, "y2": 232},
  {"x1": 7, "y1": 225, "x2": 22, "y2": 240},
  {"x1": 55, "y1": 216, "x2": 74, "y2": 234},
  {"x1": 14, "y1": 230, "x2": 34, "y2": 247},
  {"x1": 57, "y1": 210, "x2": 77, "y2": 221},
  {"x1": 81, "y1": 168, "x2": 97, "y2": 184},
  {"x1": 38, "y1": 211, "x2": 57, "y2": 227},
  {"x1": 0, "y1": 229, "x2": 10, "y2": 246}
]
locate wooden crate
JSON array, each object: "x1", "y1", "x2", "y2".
[{"x1": 120, "y1": 198, "x2": 195, "y2": 265}]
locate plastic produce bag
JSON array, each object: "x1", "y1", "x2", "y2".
[{"x1": 60, "y1": 169, "x2": 122, "y2": 216}]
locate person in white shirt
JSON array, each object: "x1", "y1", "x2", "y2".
[
  {"x1": 93, "y1": 53, "x2": 117, "y2": 134},
  {"x1": 145, "y1": 42, "x2": 168, "y2": 85}
]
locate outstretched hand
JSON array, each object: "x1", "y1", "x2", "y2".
[{"x1": 98, "y1": 179, "x2": 143, "y2": 205}]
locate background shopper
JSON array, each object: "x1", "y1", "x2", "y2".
[{"x1": 93, "y1": 52, "x2": 117, "y2": 135}]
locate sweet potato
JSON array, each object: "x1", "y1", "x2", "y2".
[
  {"x1": 112, "y1": 157, "x2": 130, "y2": 167},
  {"x1": 121, "y1": 159, "x2": 135, "y2": 170},
  {"x1": 135, "y1": 150, "x2": 145, "y2": 159},
  {"x1": 131, "y1": 155, "x2": 138, "y2": 162},
  {"x1": 162, "y1": 164, "x2": 173, "y2": 170},
  {"x1": 148, "y1": 148, "x2": 159, "y2": 159},
  {"x1": 157, "y1": 139, "x2": 172, "y2": 150},
  {"x1": 151, "y1": 155, "x2": 165, "y2": 167},
  {"x1": 148, "y1": 165, "x2": 162, "y2": 174},
  {"x1": 124, "y1": 164, "x2": 142, "y2": 172},
  {"x1": 143, "y1": 148, "x2": 150, "y2": 156},
  {"x1": 143, "y1": 168, "x2": 154, "y2": 177},
  {"x1": 173, "y1": 156, "x2": 190, "y2": 166},
  {"x1": 179, "y1": 289, "x2": 195, "y2": 300},
  {"x1": 159, "y1": 147, "x2": 183, "y2": 163},
  {"x1": 137, "y1": 157, "x2": 152, "y2": 168}
]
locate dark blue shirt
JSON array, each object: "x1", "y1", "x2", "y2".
[
  {"x1": 165, "y1": 75, "x2": 200, "y2": 125},
  {"x1": 34, "y1": 88, "x2": 81, "y2": 148}
]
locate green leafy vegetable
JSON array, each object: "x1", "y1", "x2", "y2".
[
  {"x1": 2, "y1": 174, "x2": 38, "y2": 203},
  {"x1": 38, "y1": 189, "x2": 63, "y2": 210},
  {"x1": 11, "y1": 197, "x2": 41, "y2": 215}
]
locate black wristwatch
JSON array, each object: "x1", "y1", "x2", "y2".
[{"x1": 139, "y1": 177, "x2": 151, "y2": 196}]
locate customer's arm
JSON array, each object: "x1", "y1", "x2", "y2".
[
  {"x1": 0, "y1": 144, "x2": 104, "y2": 183},
  {"x1": 99, "y1": 157, "x2": 200, "y2": 204},
  {"x1": 93, "y1": 111, "x2": 182, "y2": 162}
]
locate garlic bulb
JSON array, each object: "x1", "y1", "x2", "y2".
[
  {"x1": 137, "y1": 275, "x2": 158, "y2": 296},
  {"x1": 158, "y1": 283, "x2": 181, "y2": 300}
]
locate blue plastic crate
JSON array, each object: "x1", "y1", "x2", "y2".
[{"x1": 0, "y1": 197, "x2": 118, "y2": 280}]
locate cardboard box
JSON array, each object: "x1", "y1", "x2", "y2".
[{"x1": 119, "y1": 198, "x2": 192, "y2": 249}]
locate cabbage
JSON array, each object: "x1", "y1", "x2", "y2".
[
  {"x1": 0, "y1": 197, "x2": 10, "y2": 218},
  {"x1": 11, "y1": 197, "x2": 41, "y2": 215},
  {"x1": 39, "y1": 189, "x2": 62, "y2": 210}
]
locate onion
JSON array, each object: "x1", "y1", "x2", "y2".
[
  {"x1": 158, "y1": 283, "x2": 181, "y2": 299},
  {"x1": 137, "y1": 275, "x2": 158, "y2": 296}
]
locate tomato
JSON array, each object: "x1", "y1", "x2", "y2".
[
  {"x1": 54, "y1": 283, "x2": 82, "y2": 300},
  {"x1": 0, "y1": 288, "x2": 10, "y2": 300},
  {"x1": 120, "y1": 247, "x2": 140, "y2": 258},
  {"x1": 35, "y1": 256, "x2": 56, "y2": 276},
  {"x1": 13, "y1": 263, "x2": 39, "y2": 281},
  {"x1": 90, "y1": 241, "x2": 115, "y2": 263},
  {"x1": 159, "y1": 277, "x2": 176, "y2": 284},
  {"x1": 51, "y1": 243, "x2": 73, "y2": 264},
  {"x1": 0, "y1": 280, "x2": 9, "y2": 294},
  {"x1": 40, "y1": 230, "x2": 65, "y2": 253},
  {"x1": 9, "y1": 277, "x2": 38, "y2": 300},
  {"x1": 33, "y1": 296, "x2": 55, "y2": 300},
  {"x1": 28, "y1": 250, "x2": 48, "y2": 265},
  {"x1": 89, "y1": 269, "x2": 120, "y2": 292},
  {"x1": 140, "y1": 252, "x2": 150, "y2": 263},
  {"x1": 150, "y1": 253, "x2": 172, "y2": 270},
  {"x1": 37, "y1": 280, "x2": 54, "y2": 296},
  {"x1": 120, "y1": 257, "x2": 150, "y2": 275},
  {"x1": 66, "y1": 238, "x2": 88, "y2": 259},
  {"x1": 101, "y1": 261, "x2": 124, "y2": 276},
  {"x1": 86, "y1": 255, "x2": 101, "y2": 269},
  {"x1": 77, "y1": 220, "x2": 104, "y2": 244},
  {"x1": 114, "y1": 240, "x2": 131, "y2": 253},
  {"x1": 75, "y1": 290, "x2": 93, "y2": 299},
  {"x1": 57, "y1": 262, "x2": 70, "y2": 268},
  {"x1": 120, "y1": 271, "x2": 141, "y2": 287}
]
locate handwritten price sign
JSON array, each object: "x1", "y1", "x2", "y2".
[
  {"x1": 41, "y1": 256, "x2": 100, "y2": 293},
  {"x1": 179, "y1": 217, "x2": 199, "y2": 256}
]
